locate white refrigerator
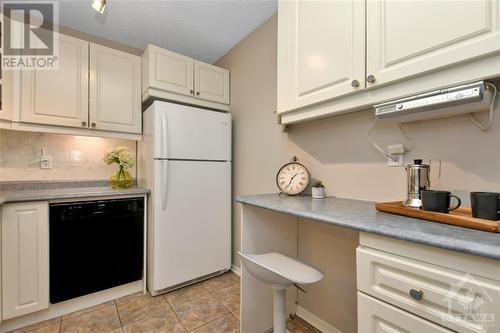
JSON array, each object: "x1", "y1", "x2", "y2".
[{"x1": 139, "y1": 101, "x2": 231, "y2": 295}]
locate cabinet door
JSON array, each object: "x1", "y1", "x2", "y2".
[
  {"x1": 194, "y1": 61, "x2": 229, "y2": 104},
  {"x1": 277, "y1": 0, "x2": 365, "y2": 112},
  {"x1": 2, "y1": 202, "x2": 49, "y2": 320},
  {"x1": 89, "y1": 44, "x2": 142, "y2": 134},
  {"x1": 358, "y1": 292, "x2": 454, "y2": 333},
  {"x1": 357, "y1": 246, "x2": 500, "y2": 333},
  {"x1": 145, "y1": 45, "x2": 194, "y2": 97},
  {"x1": 0, "y1": 71, "x2": 13, "y2": 122},
  {"x1": 366, "y1": 0, "x2": 500, "y2": 89},
  {"x1": 20, "y1": 32, "x2": 89, "y2": 128}
]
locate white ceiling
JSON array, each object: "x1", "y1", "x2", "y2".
[{"x1": 58, "y1": 0, "x2": 277, "y2": 63}]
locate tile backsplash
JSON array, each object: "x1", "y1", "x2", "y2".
[{"x1": 0, "y1": 129, "x2": 137, "y2": 181}]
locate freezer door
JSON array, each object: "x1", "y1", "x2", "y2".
[
  {"x1": 151, "y1": 160, "x2": 231, "y2": 291},
  {"x1": 153, "y1": 102, "x2": 231, "y2": 161}
]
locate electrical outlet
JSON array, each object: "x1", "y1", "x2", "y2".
[
  {"x1": 387, "y1": 153, "x2": 404, "y2": 167},
  {"x1": 40, "y1": 155, "x2": 52, "y2": 169}
]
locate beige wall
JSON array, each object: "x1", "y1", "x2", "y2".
[
  {"x1": 0, "y1": 129, "x2": 137, "y2": 181},
  {"x1": 217, "y1": 13, "x2": 500, "y2": 332},
  {"x1": 288, "y1": 100, "x2": 500, "y2": 205},
  {"x1": 215, "y1": 15, "x2": 291, "y2": 269}
]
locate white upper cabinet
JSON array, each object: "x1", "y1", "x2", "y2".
[
  {"x1": 194, "y1": 61, "x2": 230, "y2": 104},
  {"x1": 142, "y1": 44, "x2": 230, "y2": 111},
  {"x1": 278, "y1": 0, "x2": 365, "y2": 112},
  {"x1": 277, "y1": 0, "x2": 500, "y2": 124},
  {"x1": 0, "y1": 70, "x2": 15, "y2": 124},
  {"x1": 2, "y1": 202, "x2": 49, "y2": 320},
  {"x1": 143, "y1": 45, "x2": 194, "y2": 97},
  {"x1": 16, "y1": 32, "x2": 142, "y2": 138},
  {"x1": 20, "y1": 33, "x2": 89, "y2": 128},
  {"x1": 366, "y1": 0, "x2": 500, "y2": 89},
  {"x1": 89, "y1": 43, "x2": 142, "y2": 134}
]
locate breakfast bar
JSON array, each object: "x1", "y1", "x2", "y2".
[{"x1": 237, "y1": 194, "x2": 500, "y2": 333}]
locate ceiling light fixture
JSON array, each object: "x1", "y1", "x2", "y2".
[{"x1": 92, "y1": 0, "x2": 106, "y2": 13}]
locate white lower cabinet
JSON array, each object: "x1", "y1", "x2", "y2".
[
  {"x1": 1, "y1": 202, "x2": 49, "y2": 320},
  {"x1": 358, "y1": 292, "x2": 454, "y2": 333},
  {"x1": 357, "y1": 233, "x2": 500, "y2": 333}
]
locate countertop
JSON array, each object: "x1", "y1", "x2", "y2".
[
  {"x1": 237, "y1": 194, "x2": 500, "y2": 261},
  {"x1": 0, "y1": 180, "x2": 150, "y2": 205}
]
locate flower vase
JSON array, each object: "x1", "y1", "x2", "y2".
[{"x1": 109, "y1": 167, "x2": 133, "y2": 189}]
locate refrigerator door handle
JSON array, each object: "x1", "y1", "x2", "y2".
[
  {"x1": 160, "y1": 110, "x2": 168, "y2": 158},
  {"x1": 161, "y1": 160, "x2": 168, "y2": 210}
]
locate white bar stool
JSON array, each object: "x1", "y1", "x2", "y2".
[{"x1": 239, "y1": 252, "x2": 323, "y2": 333}]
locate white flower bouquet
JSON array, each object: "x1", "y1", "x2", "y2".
[
  {"x1": 103, "y1": 146, "x2": 136, "y2": 170},
  {"x1": 103, "y1": 146, "x2": 135, "y2": 188}
]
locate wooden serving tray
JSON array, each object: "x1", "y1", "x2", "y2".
[{"x1": 375, "y1": 201, "x2": 500, "y2": 233}]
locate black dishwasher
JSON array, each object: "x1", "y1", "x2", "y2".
[{"x1": 50, "y1": 198, "x2": 144, "y2": 303}]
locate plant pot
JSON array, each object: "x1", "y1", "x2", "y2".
[
  {"x1": 312, "y1": 187, "x2": 326, "y2": 199},
  {"x1": 109, "y1": 167, "x2": 134, "y2": 189}
]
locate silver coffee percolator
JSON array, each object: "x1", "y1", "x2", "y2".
[{"x1": 403, "y1": 159, "x2": 431, "y2": 208}]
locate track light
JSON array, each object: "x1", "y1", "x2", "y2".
[{"x1": 92, "y1": 0, "x2": 106, "y2": 13}]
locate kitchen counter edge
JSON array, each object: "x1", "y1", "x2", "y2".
[
  {"x1": 0, "y1": 186, "x2": 150, "y2": 205},
  {"x1": 237, "y1": 194, "x2": 500, "y2": 261}
]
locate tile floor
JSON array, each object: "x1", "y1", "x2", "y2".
[{"x1": 10, "y1": 272, "x2": 319, "y2": 333}]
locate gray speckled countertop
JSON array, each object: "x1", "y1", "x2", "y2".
[
  {"x1": 0, "y1": 180, "x2": 149, "y2": 204},
  {"x1": 237, "y1": 194, "x2": 500, "y2": 261}
]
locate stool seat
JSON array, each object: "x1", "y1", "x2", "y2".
[
  {"x1": 240, "y1": 252, "x2": 323, "y2": 333},
  {"x1": 239, "y1": 252, "x2": 323, "y2": 288}
]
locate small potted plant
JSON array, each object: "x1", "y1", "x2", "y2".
[
  {"x1": 311, "y1": 180, "x2": 326, "y2": 199},
  {"x1": 103, "y1": 146, "x2": 136, "y2": 189}
]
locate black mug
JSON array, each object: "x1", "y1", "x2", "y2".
[
  {"x1": 470, "y1": 192, "x2": 500, "y2": 221},
  {"x1": 421, "y1": 190, "x2": 461, "y2": 214}
]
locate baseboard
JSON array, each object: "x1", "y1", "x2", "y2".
[
  {"x1": 295, "y1": 306, "x2": 343, "y2": 333},
  {"x1": 0, "y1": 280, "x2": 142, "y2": 333},
  {"x1": 231, "y1": 264, "x2": 241, "y2": 276}
]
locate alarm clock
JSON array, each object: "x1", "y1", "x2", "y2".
[{"x1": 276, "y1": 156, "x2": 310, "y2": 195}]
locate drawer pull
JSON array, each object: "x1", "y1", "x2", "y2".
[{"x1": 409, "y1": 288, "x2": 424, "y2": 301}]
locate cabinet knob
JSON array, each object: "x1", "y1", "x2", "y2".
[
  {"x1": 367, "y1": 74, "x2": 376, "y2": 83},
  {"x1": 81, "y1": 121, "x2": 87, "y2": 127},
  {"x1": 91, "y1": 122, "x2": 96, "y2": 128},
  {"x1": 190, "y1": 89, "x2": 194, "y2": 95},
  {"x1": 351, "y1": 79, "x2": 360, "y2": 88},
  {"x1": 196, "y1": 91, "x2": 200, "y2": 96},
  {"x1": 409, "y1": 288, "x2": 424, "y2": 301}
]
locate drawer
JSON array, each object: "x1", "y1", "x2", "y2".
[
  {"x1": 358, "y1": 292, "x2": 454, "y2": 333},
  {"x1": 357, "y1": 247, "x2": 500, "y2": 333}
]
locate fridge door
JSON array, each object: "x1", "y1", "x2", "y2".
[
  {"x1": 153, "y1": 101, "x2": 231, "y2": 161},
  {"x1": 151, "y1": 159, "x2": 231, "y2": 292}
]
